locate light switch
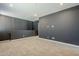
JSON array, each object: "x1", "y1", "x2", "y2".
[{"x1": 51, "y1": 37, "x2": 55, "y2": 39}]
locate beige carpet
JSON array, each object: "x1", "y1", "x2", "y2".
[{"x1": 0, "y1": 36, "x2": 79, "y2": 56}]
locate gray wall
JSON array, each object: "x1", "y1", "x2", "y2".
[
  {"x1": 0, "y1": 15, "x2": 33, "y2": 40},
  {"x1": 32, "y1": 20, "x2": 39, "y2": 35},
  {"x1": 33, "y1": 21, "x2": 39, "y2": 31},
  {"x1": 27, "y1": 21, "x2": 33, "y2": 30},
  {"x1": 33, "y1": 21, "x2": 39, "y2": 35},
  {"x1": 13, "y1": 18, "x2": 27, "y2": 30},
  {"x1": 38, "y1": 5, "x2": 79, "y2": 45},
  {"x1": 0, "y1": 15, "x2": 14, "y2": 40},
  {"x1": 11, "y1": 30, "x2": 33, "y2": 39}
]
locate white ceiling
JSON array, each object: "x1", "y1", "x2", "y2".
[{"x1": 0, "y1": 3, "x2": 79, "y2": 21}]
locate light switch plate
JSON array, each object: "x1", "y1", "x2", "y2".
[{"x1": 51, "y1": 25, "x2": 55, "y2": 28}]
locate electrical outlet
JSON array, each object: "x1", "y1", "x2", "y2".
[
  {"x1": 23, "y1": 35, "x2": 25, "y2": 37},
  {"x1": 51, "y1": 37, "x2": 55, "y2": 39},
  {"x1": 46, "y1": 36, "x2": 49, "y2": 39}
]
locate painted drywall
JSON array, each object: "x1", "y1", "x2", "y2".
[
  {"x1": 33, "y1": 21, "x2": 39, "y2": 31},
  {"x1": 33, "y1": 21, "x2": 39, "y2": 35},
  {"x1": 11, "y1": 30, "x2": 33, "y2": 39},
  {"x1": 0, "y1": 14, "x2": 33, "y2": 40},
  {"x1": 38, "y1": 5, "x2": 79, "y2": 45}
]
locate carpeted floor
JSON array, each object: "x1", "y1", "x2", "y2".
[{"x1": 0, "y1": 36, "x2": 79, "y2": 56}]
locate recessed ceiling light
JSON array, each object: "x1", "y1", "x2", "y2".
[
  {"x1": 60, "y1": 3, "x2": 63, "y2": 6},
  {"x1": 9, "y1": 4, "x2": 13, "y2": 7},
  {"x1": 34, "y1": 14, "x2": 38, "y2": 17}
]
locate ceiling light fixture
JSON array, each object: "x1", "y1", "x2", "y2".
[
  {"x1": 33, "y1": 14, "x2": 39, "y2": 20},
  {"x1": 34, "y1": 14, "x2": 38, "y2": 17},
  {"x1": 9, "y1": 4, "x2": 13, "y2": 7},
  {"x1": 60, "y1": 3, "x2": 63, "y2": 6}
]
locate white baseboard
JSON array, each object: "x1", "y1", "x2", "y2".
[{"x1": 39, "y1": 37, "x2": 79, "y2": 51}]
